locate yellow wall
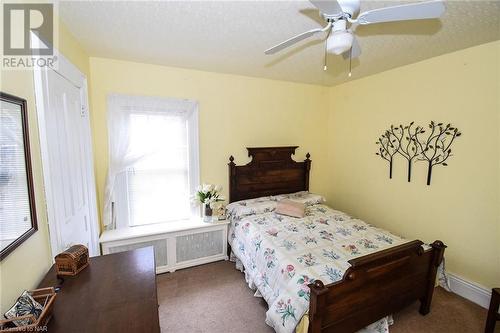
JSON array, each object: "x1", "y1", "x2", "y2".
[
  {"x1": 0, "y1": 21, "x2": 90, "y2": 312},
  {"x1": 88, "y1": 57, "x2": 330, "y2": 222},
  {"x1": 327, "y1": 40, "x2": 500, "y2": 288}
]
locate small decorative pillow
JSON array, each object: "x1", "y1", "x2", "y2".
[
  {"x1": 276, "y1": 199, "x2": 306, "y2": 218},
  {"x1": 4, "y1": 290, "x2": 44, "y2": 327}
]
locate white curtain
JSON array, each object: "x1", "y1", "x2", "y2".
[{"x1": 103, "y1": 94, "x2": 198, "y2": 230}]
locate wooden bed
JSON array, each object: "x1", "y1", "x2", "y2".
[{"x1": 228, "y1": 146, "x2": 446, "y2": 333}]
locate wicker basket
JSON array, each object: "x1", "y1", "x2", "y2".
[
  {"x1": 0, "y1": 287, "x2": 56, "y2": 332},
  {"x1": 55, "y1": 244, "x2": 89, "y2": 276}
]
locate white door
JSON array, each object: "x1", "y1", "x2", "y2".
[{"x1": 34, "y1": 53, "x2": 99, "y2": 257}]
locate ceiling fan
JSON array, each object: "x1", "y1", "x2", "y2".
[{"x1": 265, "y1": 0, "x2": 446, "y2": 74}]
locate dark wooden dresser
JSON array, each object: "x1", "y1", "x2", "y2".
[{"x1": 38, "y1": 247, "x2": 160, "y2": 333}]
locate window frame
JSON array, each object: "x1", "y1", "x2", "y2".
[{"x1": 112, "y1": 96, "x2": 199, "y2": 229}]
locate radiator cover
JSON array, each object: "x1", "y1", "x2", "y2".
[
  {"x1": 100, "y1": 221, "x2": 229, "y2": 274},
  {"x1": 108, "y1": 239, "x2": 169, "y2": 267},
  {"x1": 176, "y1": 229, "x2": 223, "y2": 262}
]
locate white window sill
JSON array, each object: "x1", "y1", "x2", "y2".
[{"x1": 99, "y1": 217, "x2": 229, "y2": 244}]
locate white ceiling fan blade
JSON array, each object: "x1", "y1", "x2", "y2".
[
  {"x1": 309, "y1": 0, "x2": 343, "y2": 16},
  {"x1": 265, "y1": 28, "x2": 324, "y2": 55},
  {"x1": 343, "y1": 34, "x2": 361, "y2": 59},
  {"x1": 356, "y1": 0, "x2": 445, "y2": 25}
]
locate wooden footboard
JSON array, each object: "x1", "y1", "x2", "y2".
[{"x1": 308, "y1": 240, "x2": 446, "y2": 333}]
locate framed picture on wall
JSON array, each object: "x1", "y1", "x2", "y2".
[{"x1": 0, "y1": 92, "x2": 38, "y2": 260}]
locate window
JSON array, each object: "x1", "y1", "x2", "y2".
[{"x1": 108, "y1": 95, "x2": 199, "y2": 229}]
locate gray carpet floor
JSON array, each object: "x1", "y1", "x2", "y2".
[{"x1": 157, "y1": 260, "x2": 491, "y2": 333}]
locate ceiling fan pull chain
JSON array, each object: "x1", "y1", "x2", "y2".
[
  {"x1": 348, "y1": 48, "x2": 352, "y2": 77},
  {"x1": 324, "y1": 43, "x2": 328, "y2": 71},
  {"x1": 324, "y1": 27, "x2": 332, "y2": 71}
]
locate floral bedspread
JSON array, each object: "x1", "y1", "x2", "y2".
[{"x1": 227, "y1": 192, "x2": 409, "y2": 333}]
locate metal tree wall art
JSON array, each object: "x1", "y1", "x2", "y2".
[
  {"x1": 375, "y1": 121, "x2": 461, "y2": 185},
  {"x1": 391, "y1": 122, "x2": 423, "y2": 182},
  {"x1": 416, "y1": 121, "x2": 462, "y2": 185},
  {"x1": 375, "y1": 130, "x2": 399, "y2": 178}
]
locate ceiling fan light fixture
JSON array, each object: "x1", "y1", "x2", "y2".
[
  {"x1": 327, "y1": 31, "x2": 353, "y2": 55},
  {"x1": 264, "y1": 0, "x2": 447, "y2": 72}
]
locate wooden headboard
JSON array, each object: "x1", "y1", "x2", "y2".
[{"x1": 228, "y1": 146, "x2": 311, "y2": 203}]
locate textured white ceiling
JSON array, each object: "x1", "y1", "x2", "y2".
[{"x1": 59, "y1": 1, "x2": 500, "y2": 86}]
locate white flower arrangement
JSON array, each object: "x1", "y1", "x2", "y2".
[{"x1": 194, "y1": 183, "x2": 225, "y2": 208}]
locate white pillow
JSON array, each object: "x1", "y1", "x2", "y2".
[{"x1": 273, "y1": 191, "x2": 326, "y2": 206}]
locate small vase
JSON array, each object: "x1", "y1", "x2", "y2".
[{"x1": 203, "y1": 204, "x2": 213, "y2": 222}]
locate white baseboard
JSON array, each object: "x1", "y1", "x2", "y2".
[{"x1": 447, "y1": 272, "x2": 492, "y2": 309}]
